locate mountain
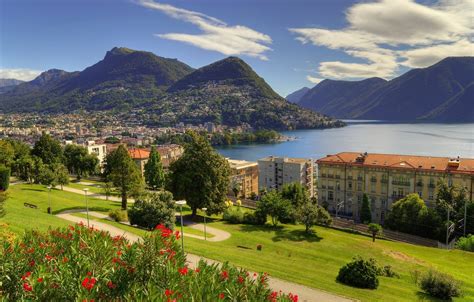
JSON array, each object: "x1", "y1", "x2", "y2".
[
  {"x1": 286, "y1": 87, "x2": 310, "y2": 103},
  {"x1": 296, "y1": 57, "x2": 474, "y2": 122},
  {"x1": 0, "y1": 48, "x2": 343, "y2": 130},
  {"x1": 0, "y1": 78, "x2": 25, "y2": 94}
]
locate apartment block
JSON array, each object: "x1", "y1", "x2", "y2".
[
  {"x1": 258, "y1": 156, "x2": 314, "y2": 197},
  {"x1": 317, "y1": 152, "x2": 474, "y2": 223},
  {"x1": 227, "y1": 159, "x2": 259, "y2": 199}
]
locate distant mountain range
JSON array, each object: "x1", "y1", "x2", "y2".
[
  {"x1": 0, "y1": 47, "x2": 343, "y2": 130},
  {"x1": 0, "y1": 78, "x2": 24, "y2": 93},
  {"x1": 286, "y1": 87, "x2": 310, "y2": 103},
  {"x1": 286, "y1": 57, "x2": 474, "y2": 122}
]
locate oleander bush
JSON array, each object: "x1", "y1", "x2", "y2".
[
  {"x1": 455, "y1": 235, "x2": 474, "y2": 252},
  {"x1": 336, "y1": 256, "x2": 380, "y2": 289},
  {"x1": 0, "y1": 223, "x2": 298, "y2": 301},
  {"x1": 417, "y1": 269, "x2": 462, "y2": 300}
]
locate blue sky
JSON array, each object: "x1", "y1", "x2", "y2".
[{"x1": 1, "y1": 0, "x2": 472, "y2": 96}]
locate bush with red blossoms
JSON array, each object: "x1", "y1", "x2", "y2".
[{"x1": 0, "y1": 223, "x2": 297, "y2": 301}]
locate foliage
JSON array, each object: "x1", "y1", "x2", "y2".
[
  {"x1": 367, "y1": 223, "x2": 382, "y2": 242},
  {"x1": 0, "y1": 224, "x2": 297, "y2": 301},
  {"x1": 63, "y1": 145, "x2": 99, "y2": 180},
  {"x1": 223, "y1": 207, "x2": 245, "y2": 224},
  {"x1": 0, "y1": 165, "x2": 10, "y2": 191},
  {"x1": 38, "y1": 165, "x2": 58, "y2": 187},
  {"x1": 144, "y1": 146, "x2": 165, "y2": 190},
  {"x1": 108, "y1": 209, "x2": 128, "y2": 222},
  {"x1": 0, "y1": 191, "x2": 7, "y2": 218},
  {"x1": 379, "y1": 265, "x2": 399, "y2": 278},
  {"x1": 54, "y1": 164, "x2": 70, "y2": 190},
  {"x1": 0, "y1": 140, "x2": 15, "y2": 166},
  {"x1": 456, "y1": 235, "x2": 474, "y2": 252},
  {"x1": 104, "y1": 145, "x2": 143, "y2": 210},
  {"x1": 167, "y1": 132, "x2": 230, "y2": 216},
  {"x1": 102, "y1": 182, "x2": 114, "y2": 200},
  {"x1": 360, "y1": 194, "x2": 372, "y2": 224},
  {"x1": 128, "y1": 191, "x2": 175, "y2": 230},
  {"x1": 31, "y1": 133, "x2": 63, "y2": 165},
  {"x1": 104, "y1": 136, "x2": 120, "y2": 144},
  {"x1": 337, "y1": 256, "x2": 380, "y2": 289},
  {"x1": 296, "y1": 201, "x2": 332, "y2": 233},
  {"x1": 417, "y1": 269, "x2": 462, "y2": 300},
  {"x1": 257, "y1": 191, "x2": 292, "y2": 226},
  {"x1": 385, "y1": 193, "x2": 443, "y2": 240}
]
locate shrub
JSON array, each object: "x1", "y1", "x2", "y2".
[
  {"x1": 418, "y1": 269, "x2": 462, "y2": 300},
  {"x1": 378, "y1": 265, "x2": 399, "y2": 278},
  {"x1": 0, "y1": 223, "x2": 298, "y2": 301},
  {"x1": 0, "y1": 165, "x2": 10, "y2": 191},
  {"x1": 243, "y1": 211, "x2": 267, "y2": 225},
  {"x1": 455, "y1": 235, "x2": 474, "y2": 252},
  {"x1": 109, "y1": 209, "x2": 128, "y2": 222},
  {"x1": 337, "y1": 256, "x2": 379, "y2": 289},
  {"x1": 223, "y1": 207, "x2": 244, "y2": 224},
  {"x1": 128, "y1": 191, "x2": 175, "y2": 230}
]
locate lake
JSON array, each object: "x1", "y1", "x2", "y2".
[{"x1": 216, "y1": 121, "x2": 474, "y2": 161}]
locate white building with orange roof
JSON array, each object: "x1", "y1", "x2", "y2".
[{"x1": 316, "y1": 152, "x2": 474, "y2": 223}]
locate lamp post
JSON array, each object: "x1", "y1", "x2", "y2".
[
  {"x1": 47, "y1": 185, "x2": 52, "y2": 214},
  {"x1": 84, "y1": 188, "x2": 90, "y2": 227},
  {"x1": 175, "y1": 200, "x2": 186, "y2": 255},
  {"x1": 202, "y1": 207, "x2": 207, "y2": 241}
]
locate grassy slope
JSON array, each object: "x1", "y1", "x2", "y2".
[{"x1": 1, "y1": 184, "x2": 473, "y2": 301}]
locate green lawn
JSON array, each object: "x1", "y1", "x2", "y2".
[
  {"x1": 1, "y1": 184, "x2": 473, "y2": 301},
  {"x1": 66, "y1": 179, "x2": 119, "y2": 196}
]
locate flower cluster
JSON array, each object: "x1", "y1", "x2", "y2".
[{"x1": 0, "y1": 223, "x2": 297, "y2": 301}]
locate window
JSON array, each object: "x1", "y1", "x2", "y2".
[
  {"x1": 428, "y1": 190, "x2": 434, "y2": 200},
  {"x1": 371, "y1": 182, "x2": 376, "y2": 193},
  {"x1": 348, "y1": 181, "x2": 353, "y2": 189},
  {"x1": 417, "y1": 191, "x2": 422, "y2": 197},
  {"x1": 328, "y1": 191, "x2": 334, "y2": 200}
]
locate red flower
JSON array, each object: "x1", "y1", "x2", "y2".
[
  {"x1": 289, "y1": 293, "x2": 298, "y2": 302},
  {"x1": 238, "y1": 276, "x2": 244, "y2": 284},
  {"x1": 37, "y1": 278, "x2": 44, "y2": 283},
  {"x1": 178, "y1": 266, "x2": 188, "y2": 276},
  {"x1": 221, "y1": 271, "x2": 229, "y2": 280},
  {"x1": 165, "y1": 289, "x2": 173, "y2": 297},
  {"x1": 174, "y1": 230, "x2": 181, "y2": 239},
  {"x1": 45, "y1": 255, "x2": 53, "y2": 261},
  {"x1": 107, "y1": 281, "x2": 116, "y2": 289},
  {"x1": 62, "y1": 257, "x2": 69, "y2": 263},
  {"x1": 268, "y1": 291, "x2": 278, "y2": 302},
  {"x1": 29, "y1": 260, "x2": 35, "y2": 267},
  {"x1": 82, "y1": 277, "x2": 96, "y2": 291},
  {"x1": 194, "y1": 268, "x2": 201, "y2": 273},
  {"x1": 22, "y1": 271, "x2": 31, "y2": 280},
  {"x1": 117, "y1": 250, "x2": 122, "y2": 256},
  {"x1": 218, "y1": 293, "x2": 225, "y2": 299},
  {"x1": 87, "y1": 271, "x2": 92, "y2": 276},
  {"x1": 23, "y1": 282, "x2": 33, "y2": 292}
]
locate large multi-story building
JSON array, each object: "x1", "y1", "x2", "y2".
[
  {"x1": 317, "y1": 152, "x2": 474, "y2": 223},
  {"x1": 128, "y1": 145, "x2": 184, "y2": 175},
  {"x1": 85, "y1": 141, "x2": 107, "y2": 167},
  {"x1": 258, "y1": 156, "x2": 314, "y2": 197},
  {"x1": 227, "y1": 159, "x2": 259, "y2": 199}
]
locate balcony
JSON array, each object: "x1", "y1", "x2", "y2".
[{"x1": 392, "y1": 180, "x2": 410, "y2": 186}]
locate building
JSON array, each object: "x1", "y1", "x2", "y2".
[
  {"x1": 128, "y1": 145, "x2": 184, "y2": 175},
  {"x1": 128, "y1": 148, "x2": 150, "y2": 175},
  {"x1": 85, "y1": 142, "x2": 107, "y2": 167},
  {"x1": 227, "y1": 159, "x2": 259, "y2": 199},
  {"x1": 317, "y1": 152, "x2": 474, "y2": 223},
  {"x1": 258, "y1": 156, "x2": 314, "y2": 197}
]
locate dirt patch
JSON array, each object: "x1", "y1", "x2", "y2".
[{"x1": 384, "y1": 250, "x2": 426, "y2": 265}]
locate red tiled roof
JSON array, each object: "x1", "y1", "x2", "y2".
[
  {"x1": 317, "y1": 152, "x2": 474, "y2": 175},
  {"x1": 128, "y1": 148, "x2": 150, "y2": 160}
]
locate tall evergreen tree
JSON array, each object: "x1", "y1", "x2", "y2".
[
  {"x1": 104, "y1": 145, "x2": 143, "y2": 209},
  {"x1": 167, "y1": 131, "x2": 230, "y2": 216},
  {"x1": 144, "y1": 146, "x2": 165, "y2": 190},
  {"x1": 360, "y1": 194, "x2": 372, "y2": 224},
  {"x1": 32, "y1": 133, "x2": 63, "y2": 165}
]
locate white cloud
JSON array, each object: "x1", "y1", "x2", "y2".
[
  {"x1": 306, "y1": 75, "x2": 323, "y2": 84},
  {"x1": 290, "y1": 0, "x2": 473, "y2": 80},
  {"x1": 0, "y1": 68, "x2": 42, "y2": 81},
  {"x1": 138, "y1": 0, "x2": 272, "y2": 60},
  {"x1": 400, "y1": 39, "x2": 474, "y2": 68}
]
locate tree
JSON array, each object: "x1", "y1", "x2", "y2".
[
  {"x1": 54, "y1": 164, "x2": 70, "y2": 190},
  {"x1": 167, "y1": 132, "x2": 230, "y2": 216},
  {"x1": 38, "y1": 165, "x2": 58, "y2": 187},
  {"x1": 16, "y1": 156, "x2": 34, "y2": 183},
  {"x1": 144, "y1": 146, "x2": 165, "y2": 190},
  {"x1": 360, "y1": 194, "x2": 372, "y2": 224},
  {"x1": 64, "y1": 145, "x2": 99, "y2": 180},
  {"x1": 31, "y1": 133, "x2": 63, "y2": 165},
  {"x1": 368, "y1": 223, "x2": 382, "y2": 242},
  {"x1": 281, "y1": 183, "x2": 309, "y2": 208},
  {"x1": 0, "y1": 165, "x2": 10, "y2": 191},
  {"x1": 103, "y1": 182, "x2": 113, "y2": 201},
  {"x1": 0, "y1": 140, "x2": 14, "y2": 167},
  {"x1": 104, "y1": 145, "x2": 143, "y2": 210},
  {"x1": 231, "y1": 179, "x2": 241, "y2": 198},
  {"x1": 128, "y1": 191, "x2": 176, "y2": 230},
  {"x1": 257, "y1": 190, "x2": 292, "y2": 226},
  {"x1": 296, "y1": 200, "x2": 333, "y2": 232}
]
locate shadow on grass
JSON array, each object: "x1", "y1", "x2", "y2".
[
  {"x1": 53, "y1": 207, "x2": 113, "y2": 215},
  {"x1": 415, "y1": 291, "x2": 446, "y2": 302},
  {"x1": 239, "y1": 224, "x2": 323, "y2": 243},
  {"x1": 21, "y1": 188, "x2": 45, "y2": 192}
]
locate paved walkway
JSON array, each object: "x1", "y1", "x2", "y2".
[
  {"x1": 55, "y1": 185, "x2": 135, "y2": 204},
  {"x1": 56, "y1": 213, "x2": 353, "y2": 302}
]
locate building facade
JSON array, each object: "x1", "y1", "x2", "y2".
[
  {"x1": 317, "y1": 152, "x2": 474, "y2": 223},
  {"x1": 227, "y1": 159, "x2": 259, "y2": 199},
  {"x1": 128, "y1": 145, "x2": 184, "y2": 175},
  {"x1": 258, "y1": 156, "x2": 314, "y2": 197}
]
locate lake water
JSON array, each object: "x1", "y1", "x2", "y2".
[{"x1": 216, "y1": 121, "x2": 474, "y2": 161}]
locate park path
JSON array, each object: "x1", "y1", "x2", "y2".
[
  {"x1": 54, "y1": 185, "x2": 135, "y2": 203},
  {"x1": 56, "y1": 212, "x2": 353, "y2": 302}
]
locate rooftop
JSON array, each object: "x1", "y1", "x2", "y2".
[
  {"x1": 259, "y1": 156, "x2": 310, "y2": 164},
  {"x1": 128, "y1": 148, "x2": 150, "y2": 160},
  {"x1": 227, "y1": 158, "x2": 258, "y2": 169},
  {"x1": 317, "y1": 152, "x2": 474, "y2": 174}
]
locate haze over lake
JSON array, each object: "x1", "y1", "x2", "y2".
[{"x1": 216, "y1": 121, "x2": 474, "y2": 161}]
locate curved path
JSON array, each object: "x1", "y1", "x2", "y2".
[{"x1": 56, "y1": 212, "x2": 353, "y2": 302}]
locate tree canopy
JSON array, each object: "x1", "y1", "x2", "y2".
[
  {"x1": 31, "y1": 133, "x2": 63, "y2": 165},
  {"x1": 144, "y1": 146, "x2": 165, "y2": 190}
]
